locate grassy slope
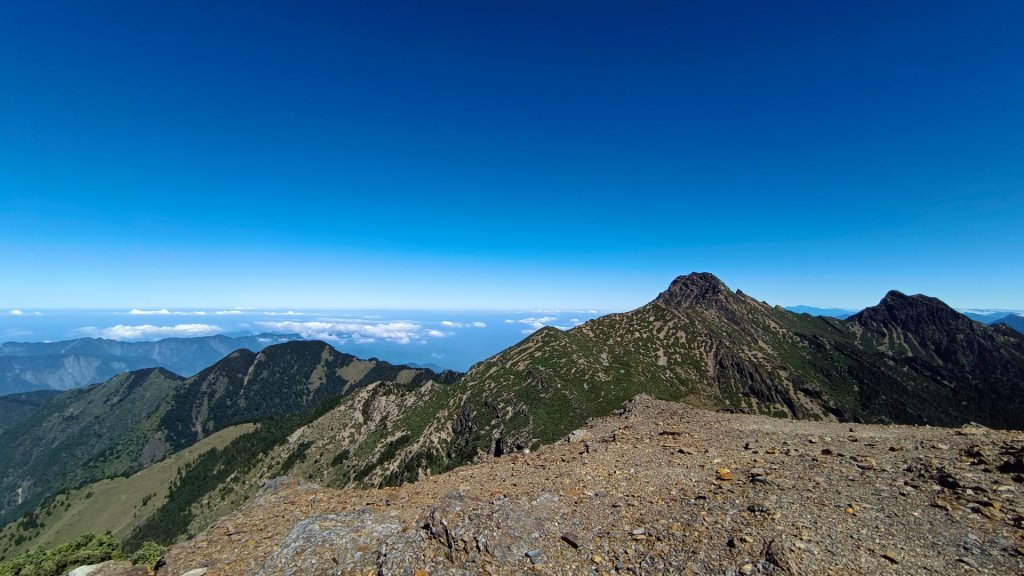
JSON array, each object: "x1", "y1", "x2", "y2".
[
  {"x1": 0, "y1": 424, "x2": 255, "y2": 560},
  {"x1": 0, "y1": 369, "x2": 183, "y2": 526}
]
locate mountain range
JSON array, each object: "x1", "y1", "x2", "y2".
[
  {"x1": 993, "y1": 313, "x2": 1024, "y2": 334},
  {"x1": 0, "y1": 333, "x2": 302, "y2": 395},
  {"x1": 1, "y1": 272, "x2": 1023, "y2": 563}
]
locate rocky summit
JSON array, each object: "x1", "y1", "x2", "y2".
[{"x1": 153, "y1": 396, "x2": 1024, "y2": 575}]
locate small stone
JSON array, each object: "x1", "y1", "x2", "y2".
[
  {"x1": 717, "y1": 468, "x2": 735, "y2": 481},
  {"x1": 749, "y1": 467, "x2": 767, "y2": 478},
  {"x1": 415, "y1": 571, "x2": 429, "y2": 576},
  {"x1": 979, "y1": 506, "x2": 1003, "y2": 520},
  {"x1": 808, "y1": 437, "x2": 819, "y2": 444},
  {"x1": 747, "y1": 503, "x2": 770, "y2": 514},
  {"x1": 740, "y1": 563, "x2": 754, "y2": 575},
  {"x1": 560, "y1": 532, "x2": 580, "y2": 549},
  {"x1": 660, "y1": 426, "x2": 684, "y2": 436},
  {"x1": 181, "y1": 570, "x2": 209, "y2": 576},
  {"x1": 592, "y1": 555, "x2": 604, "y2": 564},
  {"x1": 630, "y1": 528, "x2": 646, "y2": 536},
  {"x1": 881, "y1": 552, "x2": 900, "y2": 564},
  {"x1": 820, "y1": 448, "x2": 834, "y2": 456},
  {"x1": 956, "y1": 557, "x2": 979, "y2": 570},
  {"x1": 567, "y1": 430, "x2": 593, "y2": 443},
  {"x1": 856, "y1": 458, "x2": 877, "y2": 471}
]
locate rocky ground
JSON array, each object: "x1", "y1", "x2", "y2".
[{"x1": 154, "y1": 396, "x2": 1023, "y2": 575}]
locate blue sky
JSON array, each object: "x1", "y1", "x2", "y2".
[{"x1": 2, "y1": 1, "x2": 1022, "y2": 311}]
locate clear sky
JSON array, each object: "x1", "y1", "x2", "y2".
[{"x1": 2, "y1": 1, "x2": 1022, "y2": 311}]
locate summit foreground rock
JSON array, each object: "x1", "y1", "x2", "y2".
[{"x1": 157, "y1": 396, "x2": 1024, "y2": 575}]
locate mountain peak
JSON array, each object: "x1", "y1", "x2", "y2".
[
  {"x1": 859, "y1": 290, "x2": 961, "y2": 325},
  {"x1": 655, "y1": 272, "x2": 731, "y2": 310}
]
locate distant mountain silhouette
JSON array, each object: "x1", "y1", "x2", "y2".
[{"x1": 0, "y1": 333, "x2": 301, "y2": 395}]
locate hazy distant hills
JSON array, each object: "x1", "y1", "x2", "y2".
[
  {"x1": 993, "y1": 313, "x2": 1024, "y2": 334},
  {"x1": 783, "y1": 305, "x2": 857, "y2": 319},
  {"x1": 0, "y1": 333, "x2": 301, "y2": 395}
]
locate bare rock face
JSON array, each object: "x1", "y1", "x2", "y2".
[
  {"x1": 157, "y1": 397, "x2": 1024, "y2": 576},
  {"x1": 655, "y1": 272, "x2": 732, "y2": 310},
  {"x1": 256, "y1": 511, "x2": 403, "y2": 575}
]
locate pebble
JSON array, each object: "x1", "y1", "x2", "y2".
[
  {"x1": 716, "y1": 468, "x2": 735, "y2": 481},
  {"x1": 881, "y1": 552, "x2": 900, "y2": 564},
  {"x1": 956, "y1": 557, "x2": 980, "y2": 570}
]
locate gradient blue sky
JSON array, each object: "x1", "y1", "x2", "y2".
[{"x1": 2, "y1": 1, "x2": 1022, "y2": 311}]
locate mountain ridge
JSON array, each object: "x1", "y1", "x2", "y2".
[
  {"x1": 0, "y1": 333, "x2": 303, "y2": 395},
  {"x1": 3, "y1": 273, "x2": 1023, "y2": 562},
  {"x1": 0, "y1": 340, "x2": 456, "y2": 530}
]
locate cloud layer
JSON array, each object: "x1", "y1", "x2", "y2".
[
  {"x1": 257, "y1": 320, "x2": 432, "y2": 345},
  {"x1": 128, "y1": 308, "x2": 242, "y2": 316},
  {"x1": 440, "y1": 320, "x2": 487, "y2": 328},
  {"x1": 255, "y1": 316, "x2": 489, "y2": 345},
  {"x1": 79, "y1": 323, "x2": 223, "y2": 340}
]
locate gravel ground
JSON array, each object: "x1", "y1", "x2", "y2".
[{"x1": 158, "y1": 396, "x2": 1024, "y2": 575}]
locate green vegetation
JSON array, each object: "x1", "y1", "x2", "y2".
[
  {"x1": 0, "y1": 533, "x2": 120, "y2": 576},
  {"x1": 0, "y1": 369, "x2": 183, "y2": 527},
  {"x1": 128, "y1": 541, "x2": 166, "y2": 569},
  {"x1": 125, "y1": 393, "x2": 349, "y2": 549},
  {"x1": 0, "y1": 425, "x2": 254, "y2": 561}
]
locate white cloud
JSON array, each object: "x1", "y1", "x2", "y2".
[
  {"x1": 440, "y1": 320, "x2": 488, "y2": 329},
  {"x1": 426, "y1": 330, "x2": 452, "y2": 338},
  {"x1": 129, "y1": 308, "x2": 173, "y2": 315},
  {"x1": 256, "y1": 320, "x2": 430, "y2": 345},
  {"x1": 553, "y1": 318, "x2": 585, "y2": 330},
  {"x1": 79, "y1": 323, "x2": 222, "y2": 341},
  {"x1": 9, "y1": 309, "x2": 23, "y2": 316},
  {"x1": 128, "y1": 308, "x2": 243, "y2": 316},
  {"x1": 264, "y1": 311, "x2": 305, "y2": 316},
  {"x1": 506, "y1": 316, "x2": 558, "y2": 330}
]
